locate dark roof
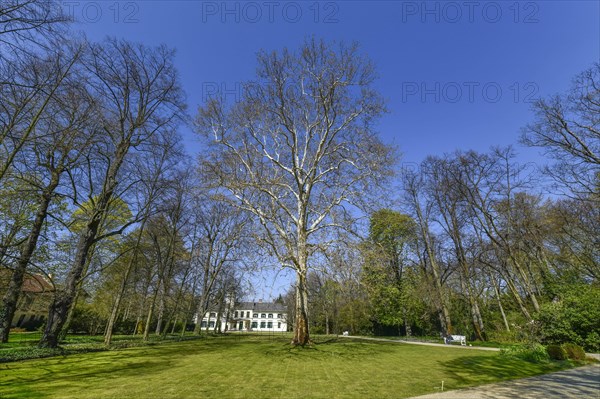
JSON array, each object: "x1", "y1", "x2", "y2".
[
  {"x1": 22, "y1": 274, "x2": 53, "y2": 292},
  {"x1": 0, "y1": 270, "x2": 53, "y2": 293},
  {"x1": 237, "y1": 302, "x2": 286, "y2": 312}
]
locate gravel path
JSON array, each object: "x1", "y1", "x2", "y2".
[
  {"x1": 339, "y1": 335, "x2": 500, "y2": 351},
  {"x1": 408, "y1": 364, "x2": 600, "y2": 398}
]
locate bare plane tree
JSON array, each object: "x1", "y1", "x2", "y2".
[{"x1": 196, "y1": 39, "x2": 394, "y2": 345}]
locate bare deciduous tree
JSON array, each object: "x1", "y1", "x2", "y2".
[
  {"x1": 0, "y1": 0, "x2": 69, "y2": 56},
  {"x1": 522, "y1": 63, "x2": 600, "y2": 201},
  {"x1": 0, "y1": 43, "x2": 98, "y2": 343},
  {"x1": 39, "y1": 38, "x2": 185, "y2": 348},
  {"x1": 196, "y1": 39, "x2": 393, "y2": 345}
]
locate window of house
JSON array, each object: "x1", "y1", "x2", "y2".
[
  {"x1": 210, "y1": 312, "x2": 216, "y2": 318},
  {"x1": 253, "y1": 313, "x2": 258, "y2": 318},
  {"x1": 260, "y1": 322, "x2": 266, "y2": 328},
  {"x1": 23, "y1": 296, "x2": 34, "y2": 309},
  {"x1": 238, "y1": 321, "x2": 243, "y2": 330},
  {"x1": 246, "y1": 311, "x2": 250, "y2": 317},
  {"x1": 267, "y1": 322, "x2": 273, "y2": 328},
  {"x1": 234, "y1": 311, "x2": 238, "y2": 318},
  {"x1": 261, "y1": 313, "x2": 266, "y2": 318},
  {"x1": 201, "y1": 321, "x2": 207, "y2": 328},
  {"x1": 251, "y1": 321, "x2": 257, "y2": 328},
  {"x1": 278, "y1": 322, "x2": 281, "y2": 328},
  {"x1": 277, "y1": 314, "x2": 282, "y2": 318},
  {"x1": 209, "y1": 321, "x2": 215, "y2": 328},
  {"x1": 268, "y1": 313, "x2": 273, "y2": 318}
]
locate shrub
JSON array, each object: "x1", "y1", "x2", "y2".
[
  {"x1": 0, "y1": 347, "x2": 65, "y2": 363},
  {"x1": 562, "y1": 343, "x2": 586, "y2": 360},
  {"x1": 546, "y1": 344, "x2": 567, "y2": 360},
  {"x1": 538, "y1": 283, "x2": 600, "y2": 352},
  {"x1": 500, "y1": 343, "x2": 549, "y2": 363},
  {"x1": 584, "y1": 331, "x2": 600, "y2": 353}
]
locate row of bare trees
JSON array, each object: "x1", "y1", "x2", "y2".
[
  {"x1": 0, "y1": 2, "x2": 254, "y2": 347},
  {"x1": 305, "y1": 64, "x2": 598, "y2": 347}
]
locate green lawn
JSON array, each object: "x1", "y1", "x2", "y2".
[{"x1": 0, "y1": 334, "x2": 572, "y2": 399}]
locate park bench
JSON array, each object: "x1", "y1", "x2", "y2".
[{"x1": 444, "y1": 335, "x2": 466, "y2": 346}]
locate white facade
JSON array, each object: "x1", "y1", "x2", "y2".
[{"x1": 197, "y1": 301, "x2": 288, "y2": 332}]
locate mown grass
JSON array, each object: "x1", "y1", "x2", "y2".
[{"x1": 0, "y1": 334, "x2": 573, "y2": 399}]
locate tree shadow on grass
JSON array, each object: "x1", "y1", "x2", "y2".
[
  {"x1": 4, "y1": 337, "x2": 261, "y2": 389},
  {"x1": 438, "y1": 355, "x2": 565, "y2": 387},
  {"x1": 438, "y1": 356, "x2": 598, "y2": 398},
  {"x1": 267, "y1": 337, "x2": 390, "y2": 361}
]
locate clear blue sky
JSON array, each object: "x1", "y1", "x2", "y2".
[
  {"x1": 66, "y1": 0, "x2": 599, "y2": 299},
  {"x1": 68, "y1": 0, "x2": 599, "y2": 165}
]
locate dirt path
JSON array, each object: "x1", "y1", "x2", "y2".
[{"x1": 340, "y1": 335, "x2": 600, "y2": 398}]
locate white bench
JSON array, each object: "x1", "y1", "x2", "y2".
[{"x1": 444, "y1": 335, "x2": 466, "y2": 346}]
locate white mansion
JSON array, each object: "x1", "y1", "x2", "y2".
[{"x1": 196, "y1": 301, "x2": 288, "y2": 332}]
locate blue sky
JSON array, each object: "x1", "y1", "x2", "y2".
[
  {"x1": 66, "y1": 0, "x2": 599, "y2": 299},
  {"x1": 69, "y1": 0, "x2": 599, "y2": 165}
]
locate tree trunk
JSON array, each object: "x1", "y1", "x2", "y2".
[
  {"x1": 39, "y1": 140, "x2": 130, "y2": 348},
  {"x1": 39, "y1": 228, "x2": 96, "y2": 348},
  {"x1": 505, "y1": 274, "x2": 532, "y2": 321},
  {"x1": 291, "y1": 270, "x2": 310, "y2": 345},
  {"x1": 459, "y1": 274, "x2": 485, "y2": 341},
  {"x1": 412, "y1": 193, "x2": 452, "y2": 335},
  {"x1": 491, "y1": 277, "x2": 510, "y2": 332},
  {"x1": 104, "y1": 220, "x2": 147, "y2": 345},
  {"x1": 193, "y1": 290, "x2": 210, "y2": 335},
  {"x1": 143, "y1": 295, "x2": 156, "y2": 341},
  {"x1": 403, "y1": 308, "x2": 412, "y2": 337},
  {"x1": 155, "y1": 290, "x2": 165, "y2": 335},
  {"x1": 59, "y1": 284, "x2": 82, "y2": 341},
  {"x1": 143, "y1": 277, "x2": 161, "y2": 341},
  {"x1": 0, "y1": 172, "x2": 59, "y2": 342}
]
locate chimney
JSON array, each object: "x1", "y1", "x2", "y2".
[{"x1": 258, "y1": 299, "x2": 262, "y2": 303}]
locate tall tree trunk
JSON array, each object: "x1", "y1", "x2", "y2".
[
  {"x1": 104, "y1": 219, "x2": 147, "y2": 345},
  {"x1": 155, "y1": 289, "x2": 165, "y2": 335},
  {"x1": 491, "y1": 277, "x2": 510, "y2": 332},
  {"x1": 505, "y1": 274, "x2": 532, "y2": 321},
  {"x1": 59, "y1": 284, "x2": 82, "y2": 341},
  {"x1": 164, "y1": 267, "x2": 189, "y2": 337},
  {"x1": 39, "y1": 140, "x2": 130, "y2": 348},
  {"x1": 412, "y1": 193, "x2": 452, "y2": 335},
  {"x1": 403, "y1": 308, "x2": 412, "y2": 337},
  {"x1": 459, "y1": 274, "x2": 484, "y2": 341},
  {"x1": 291, "y1": 223, "x2": 310, "y2": 345},
  {"x1": 193, "y1": 289, "x2": 210, "y2": 335},
  {"x1": 292, "y1": 270, "x2": 310, "y2": 345},
  {"x1": 0, "y1": 171, "x2": 59, "y2": 342},
  {"x1": 143, "y1": 290, "x2": 158, "y2": 341}
]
